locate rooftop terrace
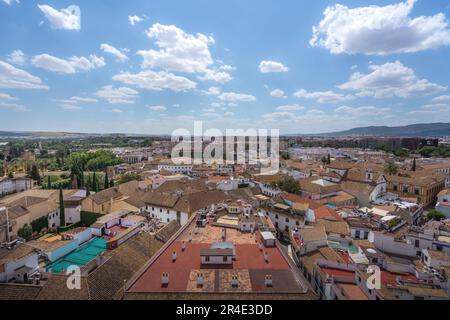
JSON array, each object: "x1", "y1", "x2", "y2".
[{"x1": 125, "y1": 216, "x2": 311, "y2": 297}]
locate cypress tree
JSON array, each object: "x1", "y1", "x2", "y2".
[
  {"x1": 87, "y1": 174, "x2": 92, "y2": 189},
  {"x1": 47, "y1": 175, "x2": 51, "y2": 189},
  {"x1": 59, "y1": 187, "x2": 65, "y2": 227},
  {"x1": 30, "y1": 164, "x2": 41, "y2": 185},
  {"x1": 412, "y1": 158, "x2": 416, "y2": 172},
  {"x1": 110, "y1": 178, "x2": 114, "y2": 188},
  {"x1": 85, "y1": 184, "x2": 90, "y2": 197},
  {"x1": 104, "y1": 171, "x2": 109, "y2": 190},
  {"x1": 93, "y1": 172, "x2": 98, "y2": 192}
]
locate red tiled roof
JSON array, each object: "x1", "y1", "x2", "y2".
[
  {"x1": 128, "y1": 241, "x2": 291, "y2": 293},
  {"x1": 337, "y1": 282, "x2": 368, "y2": 300},
  {"x1": 321, "y1": 268, "x2": 354, "y2": 280},
  {"x1": 313, "y1": 206, "x2": 343, "y2": 221}
]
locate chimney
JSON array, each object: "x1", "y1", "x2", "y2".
[
  {"x1": 265, "y1": 275, "x2": 273, "y2": 287},
  {"x1": 181, "y1": 241, "x2": 186, "y2": 251},
  {"x1": 221, "y1": 228, "x2": 226, "y2": 240},
  {"x1": 172, "y1": 251, "x2": 177, "y2": 262},
  {"x1": 161, "y1": 272, "x2": 169, "y2": 286},
  {"x1": 197, "y1": 273, "x2": 204, "y2": 287},
  {"x1": 188, "y1": 233, "x2": 193, "y2": 242},
  {"x1": 231, "y1": 274, "x2": 239, "y2": 288},
  {"x1": 264, "y1": 251, "x2": 269, "y2": 263}
]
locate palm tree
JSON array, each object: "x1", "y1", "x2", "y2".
[{"x1": 384, "y1": 161, "x2": 398, "y2": 176}]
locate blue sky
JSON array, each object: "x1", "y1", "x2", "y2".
[{"x1": 1, "y1": 0, "x2": 450, "y2": 134}]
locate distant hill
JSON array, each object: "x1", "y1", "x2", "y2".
[{"x1": 322, "y1": 123, "x2": 450, "y2": 137}]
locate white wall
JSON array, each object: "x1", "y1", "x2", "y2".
[
  {"x1": 146, "y1": 205, "x2": 189, "y2": 225},
  {"x1": 0, "y1": 252, "x2": 38, "y2": 283},
  {"x1": 201, "y1": 255, "x2": 232, "y2": 265},
  {"x1": 65, "y1": 206, "x2": 81, "y2": 225}
]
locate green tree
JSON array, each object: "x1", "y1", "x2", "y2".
[
  {"x1": 85, "y1": 184, "x2": 90, "y2": 197},
  {"x1": 69, "y1": 159, "x2": 84, "y2": 189},
  {"x1": 59, "y1": 187, "x2": 66, "y2": 227},
  {"x1": 327, "y1": 153, "x2": 331, "y2": 164},
  {"x1": 427, "y1": 209, "x2": 445, "y2": 221},
  {"x1": 92, "y1": 172, "x2": 98, "y2": 192},
  {"x1": 104, "y1": 171, "x2": 109, "y2": 190},
  {"x1": 384, "y1": 161, "x2": 398, "y2": 176},
  {"x1": 18, "y1": 224, "x2": 33, "y2": 241},
  {"x1": 29, "y1": 164, "x2": 41, "y2": 185},
  {"x1": 109, "y1": 178, "x2": 114, "y2": 188},
  {"x1": 275, "y1": 177, "x2": 300, "y2": 194},
  {"x1": 47, "y1": 175, "x2": 52, "y2": 189},
  {"x1": 412, "y1": 158, "x2": 416, "y2": 172}
]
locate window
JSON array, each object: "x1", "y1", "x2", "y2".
[
  {"x1": 205, "y1": 256, "x2": 210, "y2": 262},
  {"x1": 223, "y1": 256, "x2": 228, "y2": 262},
  {"x1": 355, "y1": 230, "x2": 360, "y2": 238},
  {"x1": 160, "y1": 208, "x2": 162, "y2": 213},
  {"x1": 166, "y1": 218, "x2": 169, "y2": 222},
  {"x1": 414, "y1": 239, "x2": 420, "y2": 248},
  {"x1": 285, "y1": 218, "x2": 289, "y2": 223},
  {"x1": 403, "y1": 186, "x2": 408, "y2": 193},
  {"x1": 393, "y1": 185, "x2": 398, "y2": 191}
]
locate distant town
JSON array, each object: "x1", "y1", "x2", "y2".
[{"x1": 0, "y1": 128, "x2": 449, "y2": 300}]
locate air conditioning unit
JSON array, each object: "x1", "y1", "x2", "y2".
[
  {"x1": 197, "y1": 273, "x2": 204, "y2": 287},
  {"x1": 161, "y1": 272, "x2": 169, "y2": 285},
  {"x1": 265, "y1": 275, "x2": 273, "y2": 287},
  {"x1": 231, "y1": 274, "x2": 239, "y2": 288}
]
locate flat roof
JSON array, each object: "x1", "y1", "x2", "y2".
[{"x1": 126, "y1": 216, "x2": 309, "y2": 295}]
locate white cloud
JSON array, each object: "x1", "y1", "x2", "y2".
[
  {"x1": 107, "y1": 108, "x2": 123, "y2": 113},
  {"x1": 138, "y1": 23, "x2": 214, "y2": 74},
  {"x1": 100, "y1": 44, "x2": 128, "y2": 62},
  {"x1": 32, "y1": 54, "x2": 105, "y2": 74},
  {"x1": 310, "y1": 0, "x2": 450, "y2": 55},
  {"x1": 200, "y1": 86, "x2": 221, "y2": 96},
  {"x1": 224, "y1": 112, "x2": 234, "y2": 117},
  {"x1": 338, "y1": 61, "x2": 447, "y2": 98},
  {"x1": 38, "y1": 4, "x2": 81, "y2": 31},
  {"x1": 218, "y1": 92, "x2": 256, "y2": 102},
  {"x1": 2, "y1": 0, "x2": 20, "y2": 6},
  {"x1": 0, "y1": 60, "x2": 48, "y2": 90},
  {"x1": 270, "y1": 89, "x2": 286, "y2": 98},
  {"x1": 259, "y1": 60, "x2": 288, "y2": 73},
  {"x1": 69, "y1": 96, "x2": 98, "y2": 103},
  {"x1": 128, "y1": 15, "x2": 143, "y2": 26},
  {"x1": 294, "y1": 88, "x2": 355, "y2": 103},
  {"x1": 276, "y1": 104, "x2": 304, "y2": 111},
  {"x1": 228, "y1": 103, "x2": 238, "y2": 108},
  {"x1": 7, "y1": 50, "x2": 26, "y2": 65},
  {"x1": 95, "y1": 85, "x2": 139, "y2": 104},
  {"x1": 0, "y1": 102, "x2": 27, "y2": 112},
  {"x1": 148, "y1": 105, "x2": 167, "y2": 111},
  {"x1": 0, "y1": 93, "x2": 19, "y2": 101},
  {"x1": 335, "y1": 105, "x2": 392, "y2": 116},
  {"x1": 60, "y1": 104, "x2": 81, "y2": 111},
  {"x1": 263, "y1": 111, "x2": 297, "y2": 121},
  {"x1": 113, "y1": 70, "x2": 197, "y2": 92},
  {"x1": 432, "y1": 95, "x2": 450, "y2": 102},
  {"x1": 198, "y1": 69, "x2": 232, "y2": 83}
]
